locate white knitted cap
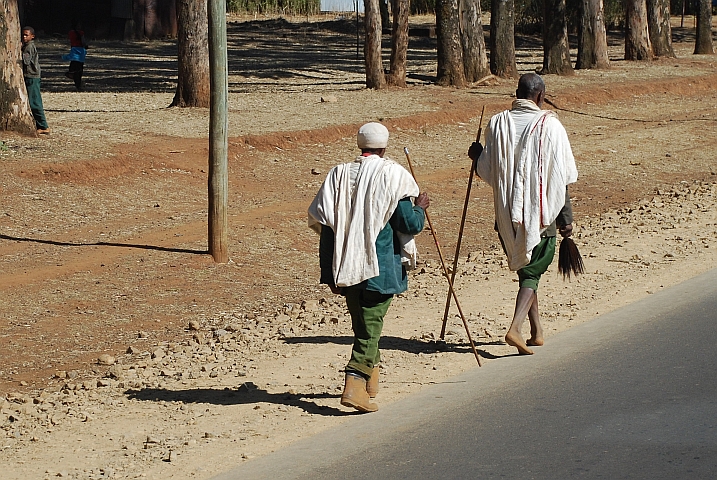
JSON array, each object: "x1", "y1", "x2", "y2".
[{"x1": 357, "y1": 122, "x2": 389, "y2": 149}]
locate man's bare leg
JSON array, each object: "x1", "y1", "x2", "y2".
[
  {"x1": 505, "y1": 287, "x2": 535, "y2": 355},
  {"x1": 526, "y1": 290, "x2": 544, "y2": 346}
]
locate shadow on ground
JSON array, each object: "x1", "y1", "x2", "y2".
[{"x1": 126, "y1": 382, "x2": 350, "y2": 416}]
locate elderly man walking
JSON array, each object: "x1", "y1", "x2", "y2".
[
  {"x1": 309, "y1": 122, "x2": 429, "y2": 412},
  {"x1": 469, "y1": 73, "x2": 578, "y2": 355}
]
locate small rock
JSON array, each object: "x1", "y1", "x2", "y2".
[
  {"x1": 213, "y1": 329, "x2": 229, "y2": 339},
  {"x1": 151, "y1": 349, "x2": 165, "y2": 360},
  {"x1": 310, "y1": 168, "x2": 321, "y2": 175},
  {"x1": 320, "y1": 95, "x2": 338, "y2": 103},
  {"x1": 107, "y1": 365, "x2": 123, "y2": 379},
  {"x1": 138, "y1": 331, "x2": 149, "y2": 339},
  {"x1": 126, "y1": 345, "x2": 138, "y2": 354},
  {"x1": 98, "y1": 354, "x2": 116, "y2": 366},
  {"x1": 188, "y1": 320, "x2": 200, "y2": 331},
  {"x1": 302, "y1": 299, "x2": 320, "y2": 312}
]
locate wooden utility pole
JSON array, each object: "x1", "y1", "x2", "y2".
[{"x1": 208, "y1": 0, "x2": 229, "y2": 263}]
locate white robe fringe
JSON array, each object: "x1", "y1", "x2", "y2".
[
  {"x1": 308, "y1": 155, "x2": 420, "y2": 287},
  {"x1": 476, "y1": 107, "x2": 578, "y2": 271}
]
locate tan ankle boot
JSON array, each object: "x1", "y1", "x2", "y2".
[
  {"x1": 366, "y1": 366, "x2": 379, "y2": 398},
  {"x1": 340, "y1": 373, "x2": 378, "y2": 413}
]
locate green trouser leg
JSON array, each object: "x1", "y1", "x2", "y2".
[
  {"x1": 24, "y1": 77, "x2": 48, "y2": 130},
  {"x1": 344, "y1": 287, "x2": 393, "y2": 378}
]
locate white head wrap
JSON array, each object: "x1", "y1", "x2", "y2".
[{"x1": 357, "y1": 122, "x2": 389, "y2": 149}]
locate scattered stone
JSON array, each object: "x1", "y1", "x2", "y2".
[
  {"x1": 126, "y1": 345, "x2": 138, "y2": 354},
  {"x1": 213, "y1": 329, "x2": 229, "y2": 339},
  {"x1": 151, "y1": 349, "x2": 165, "y2": 360},
  {"x1": 310, "y1": 168, "x2": 321, "y2": 175},
  {"x1": 188, "y1": 320, "x2": 201, "y2": 331},
  {"x1": 302, "y1": 299, "x2": 319, "y2": 312},
  {"x1": 98, "y1": 354, "x2": 116, "y2": 366},
  {"x1": 107, "y1": 365, "x2": 123, "y2": 379},
  {"x1": 138, "y1": 331, "x2": 149, "y2": 339},
  {"x1": 320, "y1": 95, "x2": 338, "y2": 103}
]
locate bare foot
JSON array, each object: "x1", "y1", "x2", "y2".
[
  {"x1": 505, "y1": 331, "x2": 534, "y2": 355},
  {"x1": 526, "y1": 336, "x2": 544, "y2": 347}
]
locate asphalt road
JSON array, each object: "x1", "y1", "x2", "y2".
[{"x1": 215, "y1": 269, "x2": 717, "y2": 479}]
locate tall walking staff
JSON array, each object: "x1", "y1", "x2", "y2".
[
  {"x1": 441, "y1": 106, "x2": 486, "y2": 339},
  {"x1": 403, "y1": 147, "x2": 482, "y2": 366}
]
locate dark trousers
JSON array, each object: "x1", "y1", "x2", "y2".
[
  {"x1": 68, "y1": 61, "x2": 84, "y2": 90},
  {"x1": 24, "y1": 77, "x2": 48, "y2": 130}
]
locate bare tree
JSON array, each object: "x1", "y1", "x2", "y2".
[
  {"x1": 694, "y1": 0, "x2": 715, "y2": 54},
  {"x1": 1, "y1": 0, "x2": 36, "y2": 134},
  {"x1": 460, "y1": 0, "x2": 490, "y2": 82},
  {"x1": 364, "y1": 0, "x2": 386, "y2": 88},
  {"x1": 647, "y1": 0, "x2": 675, "y2": 57},
  {"x1": 437, "y1": 0, "x2": 466, "y2": 86},
  {"x1": 387, "y1": 0, "x2": 409, "y2": 87},
  {"x1": 171, "y1": 0, "x2": 210, "y2": 107},
  {"x1": 577, "y1": 0, "x2": 610, "y2": 69},
  {"x1": 490, "y1": 0, "x2": 518, "y2": 78},
  {"x1": 541, "y1": 0, "x2": 575, "y2": 74},
  {"x1": 625, "y1": 0, "x2": 653, "y2": 60}
]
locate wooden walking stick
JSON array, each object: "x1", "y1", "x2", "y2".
[
  {"x1": 403, "y1": 147, "x2": 482, "y2": 366},
  {"x1": 441, "y1": 105, "x2": 486, "y2": 339}
]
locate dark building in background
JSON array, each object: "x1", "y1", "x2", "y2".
[{"x1": 20, "y1": 0, "x2": 177, "y2": 40}]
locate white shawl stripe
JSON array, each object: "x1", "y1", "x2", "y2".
[
  {"x1": 477, "y1": 109, "x2": 578, "y2": 271},
  {"x1": 308, "y1": 155, "x2": 420, "y2": 287}
]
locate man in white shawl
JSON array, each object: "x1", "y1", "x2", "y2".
[
  {"x1": 469, "y1": 73, "x2": 578, "y2": 355},
  {"x1": 308, "y1": 123, "x2": 429, "y2": 413}
]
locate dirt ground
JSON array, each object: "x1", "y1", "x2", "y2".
[{"x1": 1, "y1": 14, "x2": 717, "y2": 479}]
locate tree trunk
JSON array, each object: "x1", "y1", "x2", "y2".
[
  {"x1": 364, "y1": 0, "x2": 386, "y2": 89},
  {"x1": 541, "y1": 0, "x2": 575, "y2": 74},
  {"x1": 0, "y1": 0, "x2": 36, "y2": 135},
  {"x1": 460, "y1": 0, "x2": 490, "y2": 82},
  {"x1": 694, "y1": 0, "x2": 715, "y2": 54},
  {"x1": 490, "y1": 0, "x2": 519, "y2": 78},
  {"x1": 436, "y1": 0, "x2": 466, "y2": 86},
  {"x1": 387, "y1": 0, "x2": 409, "y2": 87},
  {"x1": 625, "y1": 0, "x2": 653, "y2": 60},
  {"x1": 171, "y1": 0, "x2": 210, "y2": 107},
  {"x1": 647, "y1": 0, "x2": 675, "y2": 57},
  {"x1": 577, "y1": 0, "x2": 610, "y2": 69}
]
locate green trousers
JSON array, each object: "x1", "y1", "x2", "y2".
[
  {"x1": 24, "y1": 77, "x2": 48, "y2": 130},
  {"x1": 344, "y1": 286, "x2": 393, "y2": 378},
  {"x1": 517, "y1": 236, "x2": 557, "y2": 291}
]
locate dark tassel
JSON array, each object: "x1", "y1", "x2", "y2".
[{"x1": 558, "y1": 237, "x2": 585, "y2": 280}]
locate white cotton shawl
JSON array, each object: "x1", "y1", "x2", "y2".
[
  {"x1": 307, "y1": 155, "x2": 420, "y2": 287},
  {"x1": 475, "y1": 101, "x2": 578, "y2": 271}
]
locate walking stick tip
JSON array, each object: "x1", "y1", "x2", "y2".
[{"x1": 403, "y1": 147, "x2": 409, "y2": 155}]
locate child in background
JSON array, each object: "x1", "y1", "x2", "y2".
[
  {"x1": 21, "y1": 26, "x2": 50, "y2": 134},
  {"x1": 63, "y1": 20, "x2": 87, "y2": 91}
]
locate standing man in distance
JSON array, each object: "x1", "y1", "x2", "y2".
[
  {"x1": 469, "y1": 73, "x2": 578, "y2": 355},
  {"x1": 309, "y1": 122, "x2": 429, "y2": 412},
  {"x1": 21, "y1": 26, "x2": 50, "y2": 134}
]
